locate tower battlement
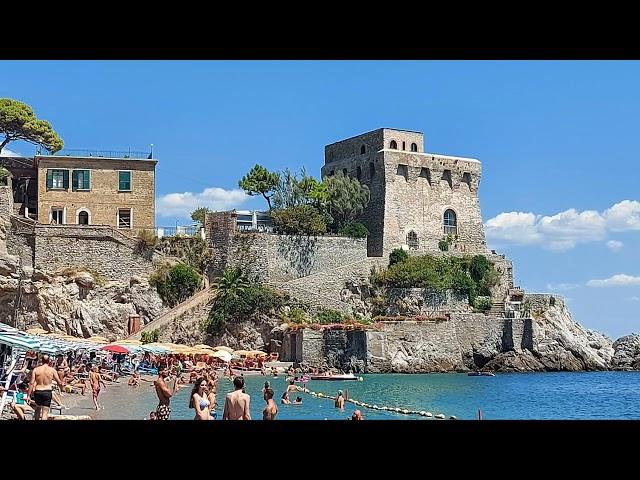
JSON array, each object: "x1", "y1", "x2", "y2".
[{"x1": 321, "y1": 128, "x2": 487, "y2": 256}]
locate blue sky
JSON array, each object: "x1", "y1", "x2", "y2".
[{"x1": 2, "y1": 60, "x2": 639, "y2": 339}]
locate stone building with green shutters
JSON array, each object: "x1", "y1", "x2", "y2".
[{"x1": 35, "y1": 154, "x2": 156, "y2": 230}]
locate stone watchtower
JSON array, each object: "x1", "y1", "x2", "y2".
[{"x1": 321, "y1": 128, "x2": 487, "y2": 257}]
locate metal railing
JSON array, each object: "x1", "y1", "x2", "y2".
[
  {"x1": 36, "y1": 148, "x2": 153, "y2": 160},
  {"x1": 157, "y1": 225, "x2": 201, "y2": 238}
]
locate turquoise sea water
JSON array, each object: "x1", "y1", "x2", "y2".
[{"x1": 94, "y1": 372, "x2": 640, "y2": 420}]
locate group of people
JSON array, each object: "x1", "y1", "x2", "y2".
[{"x1": 2, "y1": 353, "x2": 115, "y2": 420}]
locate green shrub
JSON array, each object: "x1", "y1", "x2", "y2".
[
  {"x1": 438, "y1": 234, "x2": 454, "y2": 251},
  {"x1": 473, "y1": 297, "x2": 492, "y2": 312},
  {"x1": 372, "y1": 254, "x2": 497, "y2": 305},
  {"x1": 314, "y1": 308, "x2": 346, "y2": 324},
  {"x1": 206, "y1": 284, "x2": 287, "y2": 334},
  {"x1": 271, "y1": 205, "x2": 327, "y2": 235},
  {"x1": 141, "y1": 329, "x2": 159, "y2": 344},
  {"x1": 150, "y1": 263, "x2": 201, "y2": 307},
  {"x1": 284, "y1": 307, "x2": 307, "y2": 324},
  {"x1": 389, "y1": 248, "x2": 409, "y2": 266},
  {"x1": 337, "y1": 222, "x2": 369, "y2": 238}
]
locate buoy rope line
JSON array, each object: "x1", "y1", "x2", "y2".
[{"x1": 299, "y1": 388, "x2": 456, "y2": 420}]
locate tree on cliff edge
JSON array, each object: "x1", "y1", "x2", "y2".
[
  {"x1": 238, "y1": 164, "x2": 279, "y2": 210},
  {"x1": 0, "y1": 98, "x2": 63, "y2": 155}
]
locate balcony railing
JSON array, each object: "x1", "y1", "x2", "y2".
[
  {"x1": 36, "y1": 148, "x2": 153, "y2": 160},
  {"x1": 157, "y1": 225, "x2": 201, "y2": 238}
]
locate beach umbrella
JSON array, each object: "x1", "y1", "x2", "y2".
[
  {"x1": 248, "y1": 350, "x2": 268, "y2": 357},
  {"x1": 26, "y1": 327, "x2": 49, "y2": 335},
  {"x1": 212, "y1": 346, "x2": 234, "y2": 353},
  {"x1": 87, "y1": 336, "x2": 109, "y2": 343},
  {"x1": 100, "y1": 344, "x2": 130, "y2": 354},
  {"x1": 193, "y1": 344, "x2": 214, "y2": 350},
  {"x1": 233, "y1": 350, "x2": 252, "y2": 357},
  {"x1": 0, "y1": 333, "x2": 42, "y2": 351},
  {"x1": 116, "y1": 339, "x2": 143, "y2": 345},
  {"x1": 211, "y1": 350, "x2": 232, "y2": 362}
]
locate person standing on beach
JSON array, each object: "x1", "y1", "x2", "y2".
[
  {"x1": 335, "y1": 390, "x2": 345, "y2": 409},
  {"x1": 222, "y1": 376, "x2": 251, "y2": 420},
  {"x1": 28, "y1": 354, "x2": 63, "y2": 420},
  {"x1": 154, "y1": 366, "x2": 178, "y2": 420},
  {"x1": 89, "y1": 366, "x2": 106, "y2": 410}
]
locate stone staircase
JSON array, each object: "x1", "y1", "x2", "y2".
[
  {"x1": 488, "y1": 299, "x2": 505, "y2": 316},
  {"x1": 126, "y1": 287, "x2": 216, "y2": 340}
]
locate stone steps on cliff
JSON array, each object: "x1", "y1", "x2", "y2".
[
  {"x1": 126, "y1": 287, "x2": 216, "y2": 339},
  {"x1": 489, "y1": 301, "x2": 505, "y2": 316}
]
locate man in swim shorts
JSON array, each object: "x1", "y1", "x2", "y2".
[
  {"x1": 154, "y1": 366, "x2": 177, "y2": 420},
  {"x1": 29, "y1": 354, "x2": 63, "y2": 420}
]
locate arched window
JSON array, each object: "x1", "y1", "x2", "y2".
[
  {"x1": 411, "y1": 143, "x2": 418, "y2": 152},
  {"x1": 360, "y1": 145, "x2": 366, "y2": 154},
  {"x1": 356, "y1": 165, "x2": 362, "y2": 181},
  {"x1": 369, "y1": 162, "x2": 375, "y2": 178},
  {"x1": 390, "y1": 140, "x2": 397, "y2": 149},
  {"x1": 407, "y1": 231, "x2": 418, "y2": 250},
  {"x1": 78, "y1": 211, "x2": 89, "y2": 225},
  {"x1": 444, "y1": 209, "x2": 457, "y2": 235}
]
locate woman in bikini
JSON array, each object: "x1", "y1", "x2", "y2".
[{"x1": 189, "y1": 377, "x2": 212, "y2": 420}]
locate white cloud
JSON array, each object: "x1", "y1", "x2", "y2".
[
  {"x1": 485, "y1": 200, "x2": 640, "y2": 251},
  {"x1": 626, "y1": 296, "x2": 640, "y2": 302},
  {"x1": 603, "y1": 200, "x2": 640, "y2": 231},
  {"x1": 0, "y1": 147, "x2": 22, "y2": 157},
  {"x1": 546, "y1": 283, "x2": 579, "y2": 291},
  {"x1": 606, "y1": 240, "x2": 623, "y2": 252},
  {"x1": 156, "y1": 187, "x2": 249, "y2": 219},
  {"x1": 586, "y1": 274, "x2": 640, "y2": 288}
]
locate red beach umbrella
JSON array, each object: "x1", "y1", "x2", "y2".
[{"x1": 100, "y1": 344, "x2": 130, "y2": 354}]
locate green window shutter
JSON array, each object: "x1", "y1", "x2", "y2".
[
  {"x1": 63, "y1": 170, "x2": 69, "y2": 189},
  {"x1": 119, "y1": 171, "x2": 131, "y2": 190},
  {"x1": 47, "y1": 170, "x2": 53, "y2": 189},
  {"x1": 84, "y1": 170, "x2": 91, "y2": 190},
  {"x1": 72, "y1": 171, "x2": 78, "y2": 190}
]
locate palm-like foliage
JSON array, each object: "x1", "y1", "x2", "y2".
[{"x1": 213, "y1": 267, "x2": 250, "y2": 302}]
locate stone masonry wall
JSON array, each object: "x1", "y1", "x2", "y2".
[
  {"x1": 33, "y1": 225, "x2": 157, "y2": 281},
  {"x1": 6, "y1": 217, "x2": 35, "y2": 268},
  {"x1": 0, "y1": 186, "x2": 13, "y2": 217},
  {"x1": 385, "y1": 288, "x2": 471, "y2": 316},
  {"x1": 36, "y1": 156, "x2": 156, "y2": 230},
  {"x1": 382, "y1": 151, "x2": 485, "y2": 256},
  {"x1": 226, "y1": 233, "x2": 368, "y2": 284},
  {"x1": 297, "y1": 312, "x2": 532, "y2": 372}
]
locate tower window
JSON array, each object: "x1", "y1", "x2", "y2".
[
  {"x1": 461, "y1": 172, "x2": 472, "y2": 190},
  {"x1": 419, "y1": 167, "x2": 431, "y2": 185},
  {"x1": 407, "y1": 231, "x2": 418, "y2": 250},
  {"x1": 441, "y1": 169, "x2": 453, "y2": 188},
  {"x1": 360, "y1": 145, "x2": 366, "y2": 154},
  {"x1": 444, "y1": 209, "x2": 457, "y2": 235},
  {"x1": 402, "y1": 141, "x2": 406, "y2": 150},
  {"x1": 369, "y1": 162, "x2": 375, "y2": 178},
  {"x1": 396, "y1": 164, "x2": 408, "y2": 181},
  {"x1": 390, "y1": 140, "x2": 397, "y2": 149},
  {"x1": 411, "y1": 143, "x2": 418, "y2": 152},
  {"x1": 356, "y1": 165, "x2": 362, "y2": 181}
]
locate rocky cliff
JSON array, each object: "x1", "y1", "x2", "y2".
[{"x1": 0, "y1": 218, "x2": 166, "y2": 339}]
